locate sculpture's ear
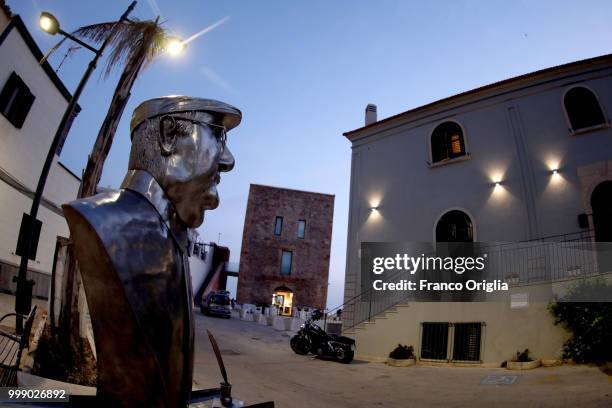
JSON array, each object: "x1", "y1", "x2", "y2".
[{"x1": 159, "y1": 115, "x2": 178, "y2": 155}]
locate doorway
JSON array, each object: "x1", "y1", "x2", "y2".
[
  {"x1": 591, "y1": 181, "x2": 612, "y2": 273},
  {"x1": 435, "y1": 210, "x2": 475, "y2": 300},
  {"x1": 592, "y1": 181, "x2": 612, "y2": 241},
  {"x1": 272, "y1": 286, "x2": 293, "y2": 316},
  {"x1": 435, "y1": 210, "x2": 474, "y2": 242}
]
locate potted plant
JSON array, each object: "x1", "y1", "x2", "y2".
[
  {"x1": 386, "y1": 344, "x2": 416, "y2": 367},
  {"x1": 507, "y1": 349, "x2": 541, "y2": 370}
]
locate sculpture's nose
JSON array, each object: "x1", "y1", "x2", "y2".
[{"x1": 218, "y1": 146, "x2": 235, "y2": 172}]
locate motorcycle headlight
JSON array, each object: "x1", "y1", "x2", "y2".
[{"x1": 300, "y1": 324, "x2": 305, "y2": 329}]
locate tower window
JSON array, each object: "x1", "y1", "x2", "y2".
[
  {"x1": 274, "y1": 216, "x2": 283, "y2": 236},
  {"x1": 297, "y1": 220, "x2": 306, "y2": 239},
  {"x1": 280, "y1": 250, "x2": 292, "y2": 275}
]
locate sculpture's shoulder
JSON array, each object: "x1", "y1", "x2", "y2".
[
  {"x1": 63, "y1": 188, "x2": 151, "y2": 217},
  {"x1": 62, "y1": 189, "x2": 165, "y2": 246}
]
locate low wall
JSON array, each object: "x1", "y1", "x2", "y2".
[{"x1": 347, "y1": 301, "x2": 569, "y2": 364}]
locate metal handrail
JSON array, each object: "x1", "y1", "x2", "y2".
[{"x1": 329, "y1": 230, "x2": 599, "y2": 332}]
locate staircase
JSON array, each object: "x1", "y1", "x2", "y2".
[
  {"x1": 343, "y1": 304, "x2": 404, "y2": 335},
  {"x1": 338, "y1": 303, "x2": 414, "y2": 361},
  {"x1": 327, "y1": 268, "x2": 414, "y2": 334}
]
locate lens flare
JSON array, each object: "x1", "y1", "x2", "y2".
[{"x1": 166, "y1": 38, "x2": 185, "y2": 56}]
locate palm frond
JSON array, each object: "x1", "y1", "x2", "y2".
[{"x1": 72, "y1": 18, "x2": 169, "y2": 77}]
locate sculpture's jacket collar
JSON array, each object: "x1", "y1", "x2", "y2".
[{"x1": 121, "y1": 169, "x2": 189, "y2": 253}]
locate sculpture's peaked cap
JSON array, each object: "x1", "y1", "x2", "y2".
[{"x1": 130, "y1": 95, "x2": 242, "y2": 134}]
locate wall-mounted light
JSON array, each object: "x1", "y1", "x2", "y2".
[
  {"x1": 546, "y1": 158, "x2": 563, "y2": 184},
  {"x1": 549, "y1": 167, "x2": 563, "y2": 185},
  {"x1": 367, "y1": 196, "x2": 382, "y2": 220},
  {"x1": 491, "y1": 178, "x2": 505, "y2": 196}
]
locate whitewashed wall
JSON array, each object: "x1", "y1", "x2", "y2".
[
  {"x1": 0, "y1": 27, "x2": 69, "y2": 188},
  {"x1": 0, "y1": 19, "x2": 79, "y2": 287},
  {"x1": 189, "y1": 246, "x2": 215, "y2": 298}
]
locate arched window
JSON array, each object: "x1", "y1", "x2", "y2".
[
  {"x1": 435, "y1": 210, "x2": 473, "y2": 242},
  {"x1": 431, "y1": 121, "x2": 466, "y2": 164},
  {"x1": 564, "y1": 87, "x2": 606, "y2": 132}
]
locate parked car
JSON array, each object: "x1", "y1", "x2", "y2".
[{"x1": 200, "y1": 291, "x2": 232, "y2": 318}]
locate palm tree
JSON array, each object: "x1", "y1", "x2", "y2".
[
  {"x1": 51, "y1": 17, "x2": 173, "y2": 370},
  {"x1": 72, "y1": 17, "x2": 169, "y2": 198}
]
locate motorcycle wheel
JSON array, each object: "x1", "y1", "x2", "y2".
[
  {"x1": 335, "y1": 347, "x2": 354, "y2": 364},
  {"x1": 290, "y1": 335, "x2": 310, "y2": 355}
]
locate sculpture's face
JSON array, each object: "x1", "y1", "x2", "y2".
[{"x1": 161, "y1": 112, "x2": 235, "y2": 228}]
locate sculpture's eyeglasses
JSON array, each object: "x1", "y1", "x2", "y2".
[{"x1": 160, "y1": 115, "x2": 227, "y2": 150}]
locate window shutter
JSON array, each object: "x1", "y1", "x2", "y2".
[
  {"x1": 0, "y1": 72, "x2": 20, "y2": 115},
  {"x1": 0, "y1": 72, "x2": 35, "y2": 128},
  {"x1": 12, "y1": 90, "x2": 35, "y2": 129}
]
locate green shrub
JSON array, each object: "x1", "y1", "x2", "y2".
[{"x1": 548, "y1": 279, "x2": 612, "y2": 363}]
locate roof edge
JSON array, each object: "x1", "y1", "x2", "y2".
[
  {"x1": 0, "y1": 15, "x2": 81, "y2": 109},
  {"x1": 250, "y1": 183, "x2": 335, "y2": 198},
  {"x1": 57, "y1": 161, "x2": 81, "y2": 182},
  {"x1": 344, "y1": 53, "x2": 612, "y2": 139}
]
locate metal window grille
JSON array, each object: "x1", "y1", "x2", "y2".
[
  {"x1": 420, "y1": 322, "x2": 449, "y2": 360},
  {"x1": 452, "y1": 323, "x2": 482, "y2": 362}
]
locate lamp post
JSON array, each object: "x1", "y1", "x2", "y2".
[{"x1": 13, "y1": 2, "x2": 138, "y2": 333}]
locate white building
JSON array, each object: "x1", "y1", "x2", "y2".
[
  {"x1": 342, "y1": 54, "x2": 612, "y2": 364},
  {"x1": 0, "y1": 5, "x2": 80, "y2": 299}
]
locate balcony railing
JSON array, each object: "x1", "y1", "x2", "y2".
[{"x1": 331, "y1": 230, "x2": 606, "y2": 331}]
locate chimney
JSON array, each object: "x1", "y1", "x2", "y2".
[{"x1": 365, "y1": 103, "x2": 377, "y2": 126}]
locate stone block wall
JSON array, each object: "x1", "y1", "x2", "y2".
[{"x1": 237, "y1": 184, "x2": 334, "y2": 310}]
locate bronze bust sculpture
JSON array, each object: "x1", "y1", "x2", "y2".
[{"x1": 63, "y1": 96, "x2": 241, "y2": 407}]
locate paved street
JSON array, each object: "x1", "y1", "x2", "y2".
[{"x1": 193, "y1": 313, "x2": 612, "y2": 408}]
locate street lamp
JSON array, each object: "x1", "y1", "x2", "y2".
[
  {"x1": 166, "y1": 36, "x2": 185, "y2": 56},
  {"x1": 39, "y1": 12, "x2": 59, "y2": 35},
  {"x1": 13, "y1": 2, "x2": 138, "y2": 333},
  {"x1": 38, "y1": 11, "x2": 101, "y2": 54}
]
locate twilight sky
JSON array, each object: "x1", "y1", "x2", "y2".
[{"x1": 10, "y1": 0, "x2": 612, "y2": 308}]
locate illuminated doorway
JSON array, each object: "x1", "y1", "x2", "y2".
[{"x1": 272, "y1": 286, "x2": 293, "y2": 316}]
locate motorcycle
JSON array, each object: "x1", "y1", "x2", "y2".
[{"x1": 290, "y1": 310, "x2": 355, "y2": 364}]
